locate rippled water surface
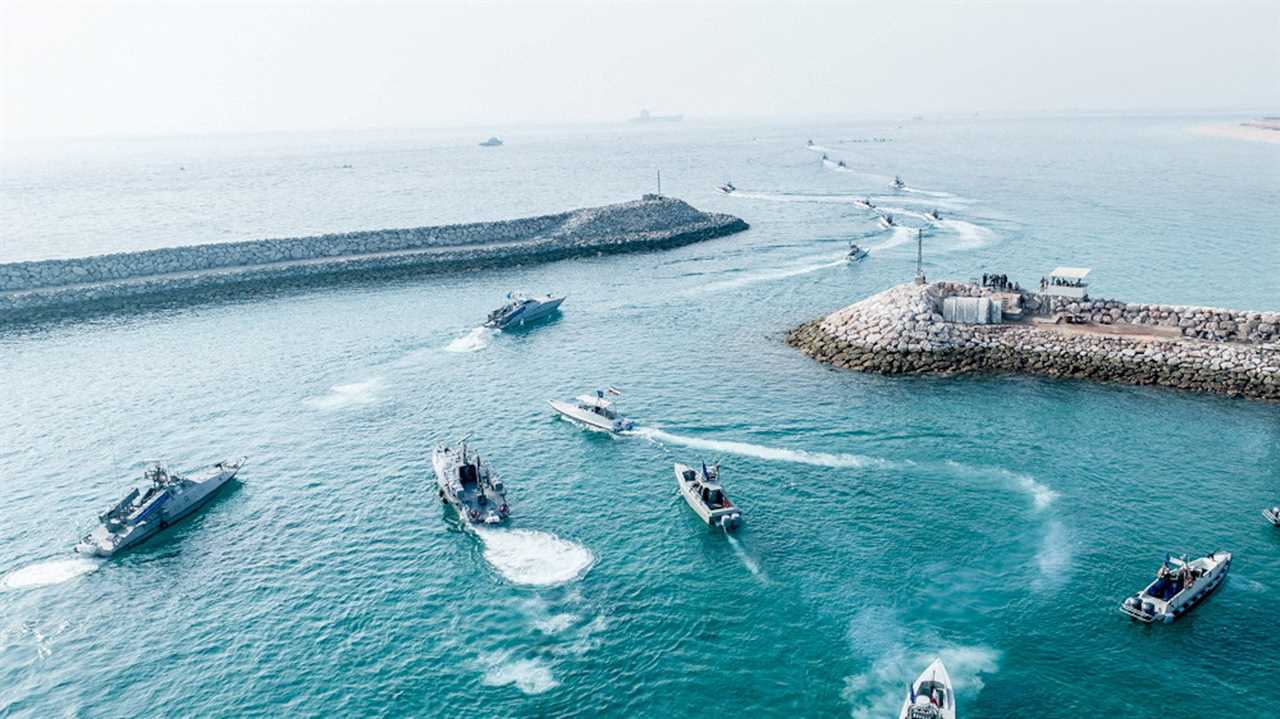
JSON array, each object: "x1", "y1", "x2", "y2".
[{"x1": 1, "y1": 116, "x2": 1278, "y2": 717}]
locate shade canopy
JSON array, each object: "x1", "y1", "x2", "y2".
[{"x1": 1049, "y1": 266, "x2": 1091, "y2": 280}]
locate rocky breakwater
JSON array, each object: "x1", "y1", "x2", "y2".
[
  {"x1": 0, "y1": 196, "x2": 747, "y2": 321},
  {"x1": 787, "y1": 281, "x2": 1280, "y2": 401}
]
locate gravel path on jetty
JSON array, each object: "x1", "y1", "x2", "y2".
[
  {"x1": 0, "y1": 196, "x2": 747, "y2": 321},
  {"x1": 788, "y1": 281, "x2": 1280, "y2": 401}
]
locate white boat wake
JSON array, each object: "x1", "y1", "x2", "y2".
[
  {"x1": 473, "y1": 527, "x2": 595, "y2": 587},
  {"x1": 725, "y1": 534, "x2": 767, "y2": 583},
  {"x1": 941, "y1": 461, "x2": 1059, "y2": 511},
  {"x1": 1, "y1": 557, "x2": 101, "y2": 591},
  {"x1": 1032, "y1": 520, "x2": 1073, "y2": 589},
  {"x1": 629, "y1": 427, "x2": 890, "y2": 469},
  {"x1": 475, "y1": 650, "x2": 559, "y2": 695},
  {"x1": 687, "y1": 253, "x2": 847, "y2": 294},
  {"x1": 841, "y1": 607, "x2": 1000, "y2": 719},
  {"x1": 935, "y1": 218, "x2": 996, "y2": 250},
  {"x1": 445, "y1": 326, "x2": 499, "y2": 353},
  {"x1": 865, "y1": 226, "x2": 915, "y2": 252},
  {"x1": 729, "y1": 190, "x2": 860, "y2": 204},
  {"x1": 302, "y1": 377, "x2": 385, "y2": 410}
]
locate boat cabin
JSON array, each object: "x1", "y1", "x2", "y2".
[
  {"x1": 574, "y1": 394, "x2": 620, "y2": 420},
  {"x1": 1041, "y1": 266, "x2": 1091, "y2": 300}
]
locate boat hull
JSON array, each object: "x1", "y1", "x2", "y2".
[
  {"x1": 898, "y1": 659, "x2": 956, "y2": 719},
  {"x1": 1120, "y1": 552, "x2": 1231, "y2": 623},
  {"x1": 486, "y1": 296, "x2": 564, "y2": 330},
  {"x1": 432, "y1": 446, "x2": 508, "y2": 526},
  {"x1": 1264, "y1": 507, "x2": 1280, "y2": 527}
]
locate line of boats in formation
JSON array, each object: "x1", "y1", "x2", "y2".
[{"x1": 64, "y1": 289, "x2": 1280, "y2": 711}]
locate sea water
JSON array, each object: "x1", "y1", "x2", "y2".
[{"x1": 1, "y1": 116, "x2": 1277, "y2": 717}]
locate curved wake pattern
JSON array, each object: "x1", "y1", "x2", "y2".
[
  {"x1": 866, "y1": 226, "x2": 915, "y2": 252},
  {"x1": 473, "y1": 527, "x2": 595, "y2": 587},
  {"x1": 687, "y1": 253, "x2": 846, "y2": 294},
  {"x1": 935, "y1": 218, "x2": 996, "y2": 250},
  {"x1": 629, "y1": 427, "x2": 889, "y2": 469},
  {"x1": 1033, "y1": 520, "x2": 1073, "y2": 589},
  {"x1": 446, "y1": 326, "x2": 498, "y2": 353},
  {"x1": 730, "y1": 190, "x2": 859, "y2": 204},
  {"x1": 303, "y1": 378, "x2": 385, "y2": 410},
  {"x1": 2, "y1": 557, "x2": 101, "y2": 591},
  {"x1": 841, "y1": 607, "x2": 1000, "y2": 719}
]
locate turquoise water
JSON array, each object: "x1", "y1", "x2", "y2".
[{"x1": 1, "y1": 116, "x2": 1277, "y2": 717}]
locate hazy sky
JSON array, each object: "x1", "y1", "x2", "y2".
[{"x1": 2, "y1": 0, "x2": 1277, "y2": 139}]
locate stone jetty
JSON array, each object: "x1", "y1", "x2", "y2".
[
  {"x1": 0, "y1": 195, "x2": 747, "y2": 322},
  {"x1": 787, "y1": 281, "x2": 1280, "y2": 401}
]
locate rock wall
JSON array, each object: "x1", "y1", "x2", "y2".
[
  {"x1": 1038, "y1": 296, "x2": 1280, "y2": 344},
  {"x1": 0, "y1": 197, "x2": 747, "y2": 321},
  {"x1": 787, "y1": 281, "x2": 1280, "y2": 401}
]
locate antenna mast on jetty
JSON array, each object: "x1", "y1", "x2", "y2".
[
  {"x1": 656, "y1": 169, "x2": 662, "y2": 196},
  {"x1": 914, "y1": 228, "x2": 926, "y2": 285}
]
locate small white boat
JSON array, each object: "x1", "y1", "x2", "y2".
[
  {"x1": 1262, "y1": 506, "x2": 1279, "y2": 527},
  {"x1": 1120, "y1": 551, "x2": 1231, "y2": 623},
  {"x1": 898, "y1": 659, "x2": 955, "y2": 719},
  {"x1": 892, "y1": 175, "x2": 906, "y2": 190},
  {"x1": 718, "y1": 182, "x2": 736, "y2": 194},
  {"x1": 674, "y1": 462, "x2": 741, "y2": 531},
  {"x1": 846, "y1": 242, "x2": 868, "y2": 262},
  {"x1": 878, "y1": 214, "x2": 896, "y2": 229},
  {"x1": 479, "y1": 136, "x2": 503, "y2": 147},
  {"x1": 837, "y1": 160, "x2": 847, "y2": 168},
  {"x1": 854, "y1": 198, "x2": 876, "y2": 210},
  {"x1": 549, "y1": 388, "x2": 634, "y2": 433},
  {"x1": 927, "y1": 209, "x2": 942, "y2": 222}
]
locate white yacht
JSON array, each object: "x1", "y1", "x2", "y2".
[
  {"x1": 1120, "y1": 551, "x2": 1231, "y2": 623},
  {"x1": 484, "y1": 292, "x2": 565, "y2": 330},
  {"x1": 1264, "y1": 506, "x2": 1280, "y2": 527},
  {"x1": 898, "y1": 659, "x2": 955, "y2": 719},
  {"x1": 549, "y1": 388, "x2": 634, "y2": 433},
  {"x1": 76, "y1": 458, "x2": 246, "y2": 557},
  {"x1": 674, "y1": 462, "x2": 741, "y2": 531},
  {"x1": 431, "y1": 436, "x2": 509, "y2": 525}
]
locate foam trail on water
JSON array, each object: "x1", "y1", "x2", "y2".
[
  {"x1": 630, "y1": 427, "x2": 889, "y2": 468},
  {"x1": 806, "y1": 144, "x2": 832, "y2": 153},
  {"x1": 936, "y1": 218, "x2": 996, "y2": 250},
  {"x1": 1032, "y1": 520, "x2": 1073, "y2": 589},
  {"x1": 941, "y1": 461, "x2": 1059, "y2": 510},
  {"x1": 866, "y1": 226, "x2": 915, "y2": 252},
  {"x1": 725, "y1": 534, "x2": 767, "y2": 583},
  {"x1": 473, "y1": 527, "x2": 595, "y2": 587},
  {"x1": 841, "y1": 608, "x2": 999, "y2": 719},
  {"x1": 445, "y1": 326, "x2": 498, "y2": 353},
  {"x1": 730, "y1": 190, "x2": 859, "y2": 204},
  {"x1": 689, "y1": 254, "x2": 846, "y2": 294},
  {"x1": 2, "y1": 557, "x2": 101, "y2": 591},
  {"x1": 303, "y1": 378, "x2": 384, "y2": 410},
  {"x1": 475, "y1": 650, "x2": 559, "y2": 695}
]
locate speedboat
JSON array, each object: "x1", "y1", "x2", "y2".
[
  {"x1": 674, "y1": 462, "x2": 741, "y2": 531},
  {"x1": 927, "y1": 209, "x2": 942, "y2": 222},
  {"x1": 431, "y1": 436, "x2": 510, "y2": 526},
  {"x1": 484, "y1": 292, "x2": 564, "y2": 330},
  {"x1": 1262, "y1": 506, "x2": 1279, "y2": 526},
  {"x1": 892, "y1": 175, "x2": 907, "y2": 190},
  {"x1": 879, "y1": 214, "x2": 896, "y2": 229},
  {"x1": 898, "y1": 659, "x2": 955, "y2": 719},
  {"x1": 822, "y1": 153, "x2": 829, "y2": 161},
  {"x1": 479, "y1": 136, "x2": 503, "y2": 147},
  {"x1": 846, "y1": 242, "x2": 869, "y2": 262},
  {"x1": 855, "y1": 198, "x2": 876, "y2": 210},
  {"x1": 549, "y1": 388, "x2": 634, "y2": 433},
  {"x1": 718, "y1": 181, "x2": 736, "y2": 194},
  {"x1": 837, "y1": 160, "x2": 847, "y2": 168},
  {"x1": 76, "y1": 457, "x2": 246, "y2": 557},
  {"x1": 807, "y1": 139, "x2": 814, "y2": 146},
  {"x1": 1120, "y1": 551, "x2": 1231, "y2": 623}
]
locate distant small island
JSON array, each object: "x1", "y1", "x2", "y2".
[
  {"x1": 1191, "y1": 117, "x2": 1280, "y2": 144},
  {"x1": 478, "y1": 136, "x2": 503, "y2": 147},
  {"x1": 629, "y1": 109, "x2": 683, "y2": 123}
]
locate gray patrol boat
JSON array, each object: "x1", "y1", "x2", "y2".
[
  {"x1": 76, "y1": 457, "x2": 246, "y2": 557},
  {"x1": 432, "y1": 437, "x2": 510, "y2": 525},
  {"x1": 484, "y1": 292, "x2": 565, "y2": 330}
]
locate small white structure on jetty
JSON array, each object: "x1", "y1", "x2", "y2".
[
  {"x1": 942, "y1": 296, "x2": 1002, "y2": 324},
  {"x1": 1042, "y1": 266, "x2": 1091, "y2": 300}
]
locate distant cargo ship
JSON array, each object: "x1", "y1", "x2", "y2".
[{"x1": 629, "y1": 109, "x2": 683, "y2": 123}]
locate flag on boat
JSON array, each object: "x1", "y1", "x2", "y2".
[{"x1": 606, "y1": 386, "x2": 623, "y2": 396}]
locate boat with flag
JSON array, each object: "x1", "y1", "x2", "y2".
[
  {"x1": 674, "y1": 461, "x2": 741, "y2": 531},
  {"x1": 548, "y1": 387, "x2": 634, "y2": 433},
  {"x1": 76, "y1": 457, "x2": 246, "y2": 557},
  {"x1": 898, "y1": 659, "x2": 955, "y2": 719},
  {"x1": 1120, "y1": 551, "x2": 1231, "y2": 623}
]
